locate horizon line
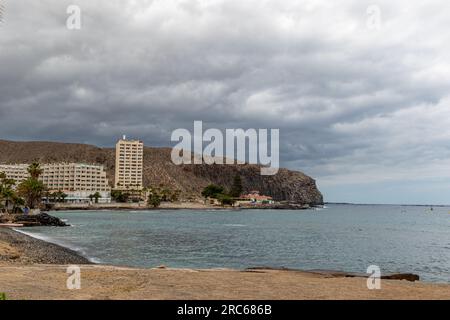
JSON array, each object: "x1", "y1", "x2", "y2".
[{"x1": 325, "y1": 202, "x2": 450, "y2": 207}]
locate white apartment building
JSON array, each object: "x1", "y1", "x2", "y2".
[
  {"x1": 0, "y1": 163, "x2": 111, "y2": 203},
  {"x1": 114, "y1": 136, "x2": 144, "y2": 190},
  {"x1": 0, "y1": 164, "x2": 29, "y2": 183}
]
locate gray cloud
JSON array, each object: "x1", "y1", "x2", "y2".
[{"x1": 1, "y1": 0, "x2": 450, "y2": 204}]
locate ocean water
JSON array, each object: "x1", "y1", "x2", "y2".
[{"x1": 19, "y1": 204, "x2": 450, "y2": 283}]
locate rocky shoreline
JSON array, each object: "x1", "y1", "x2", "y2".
[
  {"x1": 1, "y1": 212, "x2": 70, "y2": 227},
  {"x1": 11, "y1": 213, "x2": 70, "y2": 227},
  {"x1": 0, "y1": 227, "x2": 91, "y2": 265}
]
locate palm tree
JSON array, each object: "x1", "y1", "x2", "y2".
[
  {"x1": 27, "y1": 162, "x2": 43, "y2": 179},
  {"x1": 54, "y1": 190, "x2": 67, "y2": 203},
  {"x1": 2, "y1": 188, "x2": 15, "y2": 212},
  {"x1": 50, "y1": 191, "x2": 57, "y2": 203},
  {"x1": 60, "y1": 192, "x2": 67, "y2": 203},
  {"x1": 11, "y1": 195, "x2": 25, "y2": 213},
  {"x1": 0, "y1": 173, "x2": 17, "y2": 214},
  {"x1": 17, "y1": 178, "x2": 46, "y2": 209},
  {"x1": 17, "y1": 163, "x2": 46, "y2": 209}
]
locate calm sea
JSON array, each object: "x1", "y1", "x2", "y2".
[{"x1": 19, "y1": 204, "x2": 450, "y2": 283}]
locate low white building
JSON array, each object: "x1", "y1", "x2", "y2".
[{"x1": 0, "y1": 163, "x2": 111, "y2": 203}]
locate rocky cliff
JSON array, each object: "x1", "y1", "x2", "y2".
[{"x1": 0, "y1": 140, "x2": 323, "y2": 205}]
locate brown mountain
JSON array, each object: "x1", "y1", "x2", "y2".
[{"x1": 0, "y1": 140, "x2": 323, "y2": 205}]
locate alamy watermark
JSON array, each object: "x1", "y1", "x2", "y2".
[
  {"x1": 66, "y1": 265, "x2": 81, "y2": 290},
  {"x1": 171, "y1": 121, "x2": 279, "y2": 175},
  {"x1": 366, "y1": 5, "x2": 382, "y2": 31},
  {"x1": 367, "y1": 265, "x2": 381, "y2": 290},
  {"x1": 66, "y1": 4, "x2": 82, "y2": 30},
  {"x1": 0, "y1": 1, "x2": 5, "y2": 25}
]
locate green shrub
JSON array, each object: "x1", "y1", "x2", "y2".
[
  {"x1": 201, "y1": 184, "x2": 225, "y2": 198},
  {"x1": 217, "y1": 194, "x2": 235, "y2": 206}
]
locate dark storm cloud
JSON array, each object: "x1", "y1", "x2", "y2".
[{"x1": 2, "y1": 0, "x2": 450, "y2": 203}]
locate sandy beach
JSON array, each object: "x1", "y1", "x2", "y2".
[
  {"x1": 1, "y1": 264, "x2": 450, "y2": 300},
  {"x1": 0, "y1": 227, "x2": 449, "y2": 300}
]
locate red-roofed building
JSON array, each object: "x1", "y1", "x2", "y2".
[{"x1": 240, "y1": 191, "x2": 274, "y2": 204}]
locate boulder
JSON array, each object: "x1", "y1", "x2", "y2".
[{"x1": 13, "y1": 213, "x2": 68, "y2": 227}]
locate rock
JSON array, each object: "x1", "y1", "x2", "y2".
[
  {"x1": 381, "y1": 273, "x2": 420, "y2": 282},
  {"x1": 12, "y1": 213, "x2": 68, "y2": 227},
  {"x1": 246, "y1": 268, "x2": 420, "y2": 282},
  {"x1": 308, "y1": 269, "x2": 420, "y2": 282}
]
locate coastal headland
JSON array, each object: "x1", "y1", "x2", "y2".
[
  {"x1": 1, "y1": 228, "x2": 449, "y2": 300},
  {"x1": 0, "y1": 139, "x2": 323, "y2": 206}
]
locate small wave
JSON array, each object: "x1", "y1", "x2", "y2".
[
  {"x1": 13, "y1": 228, "x2": 55, "y2": 243},
  {"x1": 313, "y1": 206, "x2": 328, "y2": 211},
  {"x1": 223, "y1": 224, "x2": 247, "y2": 227},
  {"x1": 86, "y1": 256, "x2": 103, "y2": 264}
]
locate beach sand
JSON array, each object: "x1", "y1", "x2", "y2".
[{"x1": 0, "y1": 228, "x2": 449, "y2": 300}]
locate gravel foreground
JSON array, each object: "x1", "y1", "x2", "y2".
[{"x1": 0, "y1": 227, "x2": 91, "y2": 265}]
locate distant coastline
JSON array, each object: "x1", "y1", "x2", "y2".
[
  {"x1": 49, "y1": 201, "x2": 318, "y2": 212},
  {"x1": 325, "y1": 202, "x2": 450, "y2": 207}
]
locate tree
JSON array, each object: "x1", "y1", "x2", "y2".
[
  {"x1": 0, "y1": 173, "x2": 18, "y2": 213},
  {"x1": 201, "y1": 184, "x2": 224, "y2": 199},
  {"x1": 11, "y1": 195, "x2": 25, "y2": 213},
  {"x1": 217, "y1": 194, "x2": 236, "y2": 206},
  {"x1": 17, "y1": 163, "x2": 46, "y2": 209},
  {"x1": 229, "y1": 174, "x2": 243, "y2": 198},
  {"x1": 170, "y1": 189, "x2": 181, "y2": 202},
  {"x1": 53, "y1": 190, "x2": 67, "y2": 203},
  {"x1": 148, "y1": 192, "x2": 162, "y2": 208},
  {"x1": 2, "y1": 187, "x2": 15, "y2": 211},
  {"x1": 93, "y1": 192, "x2": 101, "y2": 204},
  {"x1": 17, "y1": 178, "x2": 46, "y2": 209},
  {"x1": 27, "y1": 162, "x2": 43, "y2": 179},
  {"x1": 111, "y1": 190, "x2": 129, "y2": 203},
  {"x1": 160, "y1": 188, "x2": 171, "y2": 202}
]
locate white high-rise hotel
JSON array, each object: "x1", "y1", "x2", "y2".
[{"x1": 114, "y1": 136, "x2": 144, "y2": 190}]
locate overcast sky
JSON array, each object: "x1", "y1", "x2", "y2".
[{"x1": 1, "y1": 0, "x2": 450, "y2": 204}]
